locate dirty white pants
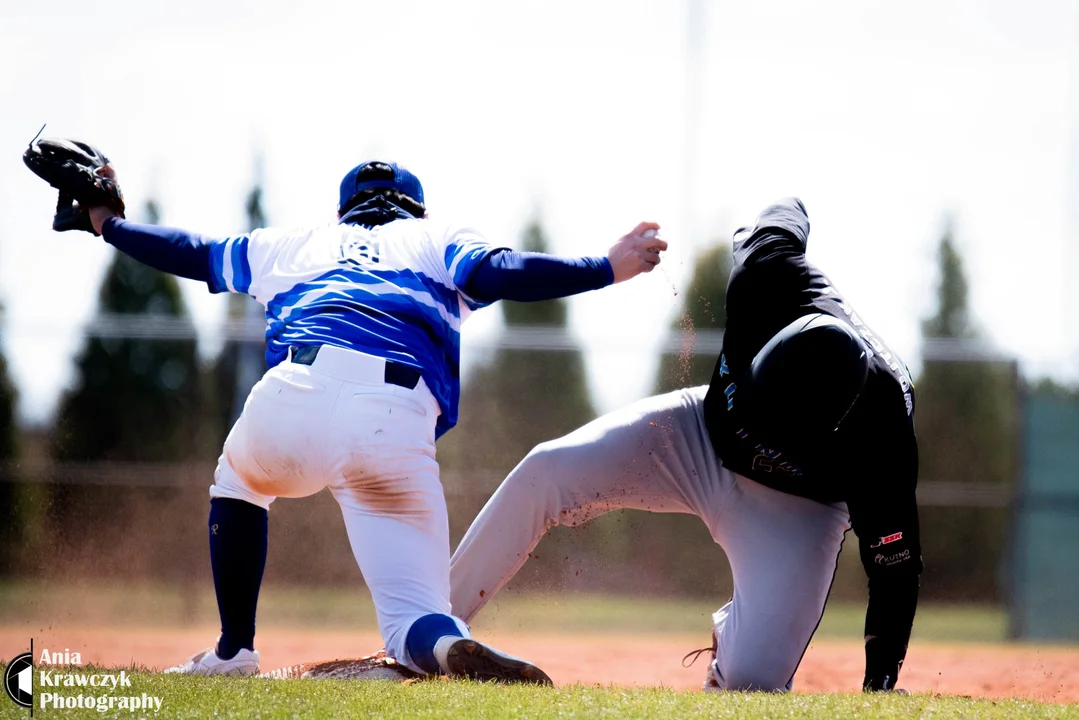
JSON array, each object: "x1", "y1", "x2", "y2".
[
  {"x1": 449, "y1": 387, "x2": 849, "y2": 690},
  {"x1": 211, "y1": 345, "x2": 469, "y2": 672}
]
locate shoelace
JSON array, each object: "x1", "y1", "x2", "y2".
[{"x1": 681, "y1": 646, "x2": 714, "y2": 668}]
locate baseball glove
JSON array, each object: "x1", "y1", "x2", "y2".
[
  {"x1": 23, "y1": 137, "x2": 125, "y2": 235},
  {"x1": 261, "y1": 651, "x2": 422, "y2": 682}
]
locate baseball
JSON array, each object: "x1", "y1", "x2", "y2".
[{"x1": 642, "y1": 229, "x2": 658, "y2": 239}]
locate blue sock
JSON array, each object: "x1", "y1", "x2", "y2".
[
  {"x1": 209, "y1": 498, "x2": 268, "y2": 660},
  {"x1": 405, "y1": 614, "x2": 464, "y2": 674}
]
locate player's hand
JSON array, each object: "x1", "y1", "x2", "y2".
[
  {"x1": 608, "y1": 222, "x2": 667, "y2": 283},
  {"x1": 88, "y1": 164, "x2": 122, "y2": 234}
]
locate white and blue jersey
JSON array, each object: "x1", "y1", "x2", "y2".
[{"x1": 205, "y1": 218, "x2": 498, "y2": 438}]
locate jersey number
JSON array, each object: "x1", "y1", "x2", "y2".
[{"x1": 339, "y1": 238, "x2": 381, "y2": 266}]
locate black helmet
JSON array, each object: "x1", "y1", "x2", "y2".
[{"x1": 746, "y1": 313, "x2": 869, "y2": 445}]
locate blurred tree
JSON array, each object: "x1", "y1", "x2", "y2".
[
  {"x1": 634, "y1": 240, "x2": 734, "y2": 597},
  {"x1": 48, "y1": 199, "x2": 204, "y2": 577},
  {"x1": 922, "y1": 228, "x2": 975, "y2": 340},
  {"x1": 653, "y1": 241, "x2": 732, "y2": 394},
  {"x1": 0, "y1": 302, "x2": 17, "y2": 461},
  {"x1": 1028, "y1": 377, "x2": 1079, "y2": 400},
  {"x1": 0, "y1": 299, "x2": 20, "y2": 574},
  {"x1": 208, "y1": 177, "x2": 268, "y2": 445},
  {"x1": 439, "y1": 219, "x2": 600, "y2": 585},
  {"x1": 915, "y1": 223, "x2": 1018, "y2": 602},
  {"x1": 441, "y1": 219, "x2": 596, "y2": 480},
  {"x1": 52, "y1": 200, "x2": 201, "y2": 461}
]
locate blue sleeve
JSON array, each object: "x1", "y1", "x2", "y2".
[
  {"x1": 443, "y1": 234, "x2": 499, "y2": 310},
  {"x1": 102, "y1": 217, "x2": 247, "y2": 294},
  {"x1": 461, "y1": 249, "x2": 614, "y2": 303}
]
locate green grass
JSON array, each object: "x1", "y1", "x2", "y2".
[
  {"x1": 0, "y1": 580, "x2": 1009, "y2": 643},
  {"x1": 0, "y1": 670, "x2": 1073, "y2": 720}
]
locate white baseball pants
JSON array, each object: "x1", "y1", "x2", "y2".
[
  {"x1": 449, "y1": 386, "x2": 850, "y2": 691},
  {"x1": 211, "y1": 345, "x2": 469, "y2": 672}
]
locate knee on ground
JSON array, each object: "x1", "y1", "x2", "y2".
[{"x1": 715, "y1": 661, "x2": 792, "y2": 693}]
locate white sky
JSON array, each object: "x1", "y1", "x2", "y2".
[{"x1": 1, "y1": 0, "x2": 1077, "y2": 425}]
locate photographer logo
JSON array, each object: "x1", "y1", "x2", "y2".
[{"x1": 3, "y1": 652, "x2": 33, "y2": 708}]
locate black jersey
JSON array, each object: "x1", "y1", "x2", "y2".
[{"x1": 702, "y1": 199, "x2": 922, "y2": 690}]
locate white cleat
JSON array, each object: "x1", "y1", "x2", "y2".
[{"x1": 164, "y1": 647, "x2": 260, "y2": 677}]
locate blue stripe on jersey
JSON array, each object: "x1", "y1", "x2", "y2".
[
  {"x1": 231, "y1": 236, "x2": 252, "y2": 293},
  {"x1": 267, "y1": 267, "x2": 463, "y2": 328},
  {"x1": 209, "y1": 241, "x2": 229, "y2": 293},
  {"x1": 208, "y1": 235, "x2": 253, "y2": 294},
  {"x1": 445, "y1": 240, "x2": 495, "y2": 311},
  {"x1": 262, "y1": 265, "x2": 467, "y2": 439}
]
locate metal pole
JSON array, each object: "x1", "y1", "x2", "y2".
[
  {"x1": 684, "y1": 0, "x2": 706, "y2": 253},
  {"x1": 1067, "y1": 1, "x2": 1079, "y2": 373}
]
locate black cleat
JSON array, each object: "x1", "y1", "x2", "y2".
[{"x1": 441, "y1": 639, "x2": 553, "y2": 686}]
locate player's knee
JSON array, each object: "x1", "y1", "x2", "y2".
[
  {"x1": 501, "y1": 441, "x2": 587, "y2": 523},
  {"x1": 714, "y1": 659, "x2": 792, "y2": 692},
  {"x1": 514, "y1": 440, "x2": 578, "y2": 483}
]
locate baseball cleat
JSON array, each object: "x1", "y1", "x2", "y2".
[
  {"x1": 434, "y1": 638, "x2": 552, "y2": 685},
  {"x1": 164, "y1": 647, "x2": 260, "y2": 677},
  {"x1": 702, "y1": 661, "x2": 722, "y2": 691}
]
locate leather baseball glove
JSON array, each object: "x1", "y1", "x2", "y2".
[{"x1": 23, "y1": 137, "x2": 125, "y2": 235}]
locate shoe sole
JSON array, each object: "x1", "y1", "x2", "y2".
[
  {"x1": 444, "y1": 640, "x2": 552, "y2": 686},
  {"x1": 163, "y1": 666, "x2": 258, "y2": 677}
]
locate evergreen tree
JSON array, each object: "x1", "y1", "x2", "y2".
[
  {"x1": 441, "y1": 219, "x2": 596, "y2": 481},
  {"x1": 922, "y1": 228, "x2": 975, "y2": 340},
  {"x1": 1028, "y1": 377, "x2": 1079, "y2": 400},
  {"x1": 0, "y1": 299, "x2": 20, "y2": 574},
  {"x1": 639, "y1": 240, "x2": 734, "y2": 597},
  {"x1": 653, "y1": 241, "x2": 732, "y2": 394},
  {"x1": 209, "y1": 180, "x2": 268, "y2": 444},
  {"x1": 52, "y1": 200, "x2": 200, "y2": 462},
  {"x1": 439, "y1": 219, "x2": 600, "y2": 585},
  {"x1": 915, "y1": 224, "x2": 1018, "y2": 601},
  {"x1": 0, "y1": 302, "x2": 16, "y2": 462},
  {"x1": 49, "y1": 199, "x2": 203, "y2": 576}
]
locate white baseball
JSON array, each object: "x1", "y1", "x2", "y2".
[{"x1": 642, "y1": 229, "x2": 658, "y2": 239}]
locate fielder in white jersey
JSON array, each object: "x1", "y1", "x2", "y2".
[{"x1": 84, "y1": 160, "x2": 666, "y2": 682}]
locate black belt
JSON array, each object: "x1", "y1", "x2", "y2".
[{"x1": 290, "y1": 346, "x2": 421, "y2": 390}]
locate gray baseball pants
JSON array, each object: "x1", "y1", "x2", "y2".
[{"x1": 449, "y1": 386, "x2": 850, "y2": 690}]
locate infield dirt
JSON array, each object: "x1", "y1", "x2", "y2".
[{"x1": 2, "y1": 625, "x2": 1076, "y2": 704}]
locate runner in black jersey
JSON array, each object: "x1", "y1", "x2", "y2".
[
  {"x1": 703, "y1": 198, "x2": 921, "y2": 691},
  {"x1": 449, "y1": 198, "x2": 920, "y2": 692}
]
